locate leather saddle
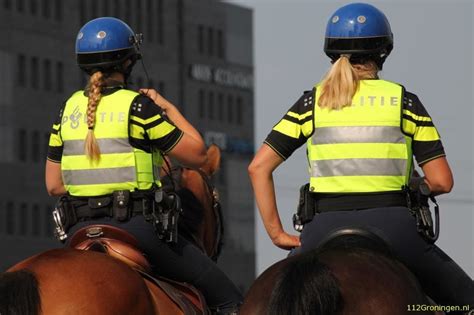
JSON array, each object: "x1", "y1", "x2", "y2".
[{"x1": 69, "y1": 224, "x2": 209, "y2": 315}]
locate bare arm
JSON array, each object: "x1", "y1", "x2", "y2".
[
  {"x1": 248, "y1": 144, "x2": 300, "y2": 250},
  {"x1": 141, "y1": 89, "x2": 207, "y2": 168},
  {"x1": 421, "y1": 156, "x2": 453, "y2": 195},
  {"x1": 45, "y1": 160, "x2": 66, "y2": 196}
]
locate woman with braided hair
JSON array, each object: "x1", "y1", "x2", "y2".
[{"x1": 45, "y1": 17, "x2": 242, "y2": 314}]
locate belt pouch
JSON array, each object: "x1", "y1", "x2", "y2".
[
  {"x1": 113, "y1": 190, "x2": 130, "y2": 222},
  {"x1": 88, "y1": 196, "x2": 112, "y2": 218}
]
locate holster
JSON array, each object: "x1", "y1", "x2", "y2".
[
  {"x1": 150, "y1": 190, "x2": 182, "y2": 243},
  {"x1": 113, "y1": 190, "x2": 130, "y2": 222},
  {"x1": 293, "y1": 183, "x2": 316, "y2": 232}
]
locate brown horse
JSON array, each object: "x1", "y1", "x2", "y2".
[
  {"x1": 240, "y1": 229, "x2": 434, "y2": 315},
  {"x1": 0, "y1": 145, "x2": 223, "y2": 315}
]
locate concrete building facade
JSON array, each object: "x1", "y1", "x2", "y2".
[{"x1": 0, "y1": 0, "x2": 255, "y2": 292}]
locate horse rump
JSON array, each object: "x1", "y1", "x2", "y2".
[{"x1": 0, "y1": 269, "x2": 41, "y2": 315}]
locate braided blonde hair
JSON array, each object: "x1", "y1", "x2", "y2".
[
  {"x1": 84, "y1": 71, "x2": 103, "y2": 161},
  {"x1": 318, "y1": 55, "x2": 379, "y2": 110}
]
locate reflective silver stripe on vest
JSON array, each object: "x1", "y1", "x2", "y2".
[
  {"x1": 312, "y1": 126, "x2": 405, "y2": 145},
  {"x1": 63, "y1": 167, "x2": 136, "y2": 185},
  {"x1": 63, "y1": 138, "x2": 132, "y2": 156},
  {"x1": 311, "y1": 158, "x2": 407, "y2": 177}
]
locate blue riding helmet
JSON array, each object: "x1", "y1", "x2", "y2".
[
  {"x1": 76, "y1": 17, "x2": 142, "y2": 73},
  {"x1": 324, "y1": 3, "x2": 393, "y2": 65}
]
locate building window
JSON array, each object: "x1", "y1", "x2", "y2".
[
  {"x1": 3, "y1": 0, "x2": 11, "y2": 9},
  {"x1": 102, "y1": 0, "x2": 109, "y2": 16},
  {"x1": 158, "y1": 81, "x2": 165, "y2": 97},
  {"x1": 32, "y1": 204, "x2": 41, "y2": 236},
  {"x1": 54, "y1": 0, "x2": 61, "y2": 21},
  {"x1": 19, "y1": 129, "x2": 27, "y2": 162},
  {"x1": 217, "y1": 30, "x2": 225, "y2": 59},
  {"x1": 227, "y1": 95, "x2": 234, "y2": 123},
  {"x1": 31, "y1": 130, "x2": 40, "y2": 162},
  {"x1": 236, "y1": 97, "x2": 243, "y2": 125},
  {"x1": 124, "y1": 0, "x2": 131, "y2": 26},
  {"x1": 6, "y1": 202, "x2": 14, "y2": 235},
  {"x1": 19, "y1": 203, "x2": 28, "y2": 236},
  {"x1": 208, "y1": 91, "x2": 214, "y2": 120},
  {"x1": 113, "y1": 0, "x2": 120, "y2": 18},
  {"x1": 41, "y1": 0, "x2": 50, "y2": 18},
  {"x1": 29, "y1": 0, "x2": 37, "y2": 15},
  {"x1": 208, "y1": 27, "x2": 214, "y2": 56},
  {"x1": 44, "y1": 205, "x2": 53, "y2": 237},
  {"x1": 90, "y1": 0, "x2": 98, "y2": 18},
  {"x1": 31, "y1": 57, "x2": 39, "y2": 89},
  {"x1": 198, "y1": 89, "x2": 205, "y2": 119},
  {"x1": 146, "y1": 0, "x2": 153, "y2": 42},
  {"x1": 56, "y1": 61, "x2": 63, "y2": 92},
  {"x1": 16, "y1": 0, "x2": 24, "y2": 12},
  {"x1": 218, "y1": 93, "x2": 224, "y2": 121},
  {"x1": 79, "y1": 0, "x2": 86, "y2": 24},
  {"x1": 157, "y1": 0, "x2": 163, "y2": 44},
  {"x1": 43, "y1": 59, "x2": 52, "y2": 91},
  {"x1": 17, "y1": 54, "x2": 26, "y2": 87},
  {"x1": 198, "y1": 25, "x2": 204, "y2": 54},
  {"x1": 135, "y1": 0, "x2": 142, "y2": 32}
]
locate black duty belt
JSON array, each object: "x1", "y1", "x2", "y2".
[{"x1": 314, "y1": 192, "x2": 408, "y2": 213}]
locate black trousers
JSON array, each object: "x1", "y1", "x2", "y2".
[
  {"x1": 66, "y1": 215, "x2": 243, "y2": 313},
  {"x1": 290, "y1": 207, "x2": 474, "y2": 309}
]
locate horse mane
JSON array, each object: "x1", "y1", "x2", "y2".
[
  {"x1": 268, "y1": 251, "x2": 342, "y2": 315},
  {"x1": 0, "y1": 269, "x2": 41, "y2": 315},
  {"x1": 267, "y1": 234, "x2": 431, "y2": 315}
]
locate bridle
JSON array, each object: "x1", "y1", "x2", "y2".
[{"x1": 163, "y1": 163, "x2": 224, "y2": 261}]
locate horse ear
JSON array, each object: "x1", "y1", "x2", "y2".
[{"x1": 203, "y1": 144, "x2": 221, "y2": 176}]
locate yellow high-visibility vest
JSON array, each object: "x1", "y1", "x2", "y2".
[
  {"x1": 60, "y1": 89, "x2": 162, "y2": 196},
  {"x1": 308, "y1": 80, "x2": 413, "y2": 193}
]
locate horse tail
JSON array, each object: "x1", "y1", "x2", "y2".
[
  {"x1": 268, "y1": 251, "x2": 342, "y2": 315},
  {"x1": 0, "y1": 269, "x2": 41, "y2": 315}
]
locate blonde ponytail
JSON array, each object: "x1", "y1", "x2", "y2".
[
  {"x1": 318, "y1": 55, "x2": 379, "y2": 110},
  {"x1": 84, "y1": 71, "x2": 103, "y2": 162}
]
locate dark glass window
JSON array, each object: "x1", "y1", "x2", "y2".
[
  {"x1": 157, "y1": 0, "x2": 163, "y2": 44},
  {"x1": 4, "y1": 0, "x2": 11, "y2": 9},
  {"x1": 44, "y1": 205, "x2": 53, "y2": 237},
  {"x1": 146, "y1": 0, "x2": 153, "y2": 42},
  {"x1": 227, "y1": 95, "x2": 234, "y2": 123},
  {"x1": 19, "y1": 203, "x2": 28, "y2": 236},
  {"x1": 158, "y1": 81, "x2": 165, "y2": 97},
  {"x1": 19, "y1": 129, "x2": 27, "y2": 162},
  {"x1": 208, "y1": 91, "x2": 214, "y2": 120},
  {"x1": 208, "y1": 27, "x2": 214, "y2": 56},
  {"x1": 217, "y1": 30, "x2": 225, "y2": 59},
  {"x1": 124, "y1": 0, "x2": 131, "y2": 25},
  {"x1": 43, "y1": 59, "x2": 52, "y2": 91},
  {"x1": 113, "y1": 0, "x2": 120, "y2": 18},
  {"x1": 199, "y1": 89, "x2": 205, "y2": 119},
  {"x1": 198, "y1": 25, "x2": 204, "y2": 54},
  {"x1": 90, "y1": 0, "x2": 98, "y2": 18},
  {"x1": 236, "y1": 97, "x2": 243, "y2": 125},
  {"x1": 79, "y1": 0, "x2": 86, "y2": 24},
  {"x1": 135, "y1": 0, "x2": 142, "y2": 32},
  {"x1": 16, "y1": 0, "x2": 24, "y2": 12},
  {"x1": 17, "y1": 54, "x2": 26, "y2": 86},
  {"x1": 6, "y1": 202, "x2": 14, "y2": 235},
  {"x1": 32, "y1": 204, "x2": 41, "y2": 236},
  {"x1": 102, "y1": 0, "x2": 109, "y2": 16},
  {"x1": 56, "y1": 61, "x2": 63, "y2": 92},
  {"x1": 54, "y1": 0, "x2": 61, "y2": 21},
  {"x1": 31, "y1": 130, "x2": 40, "y2": 162},
  {"x1": 31, "y1": 57, "x2": 39, "y2": 89},
  {"x1": 41, "y1": 0, "x2": 50, "y2": 18},
  {"x1": 29, "y1": 0, "x2": 37, "y2": 14},
  {"x1": 218, "y1": 93, "x2": 224, "y2": 121}
]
